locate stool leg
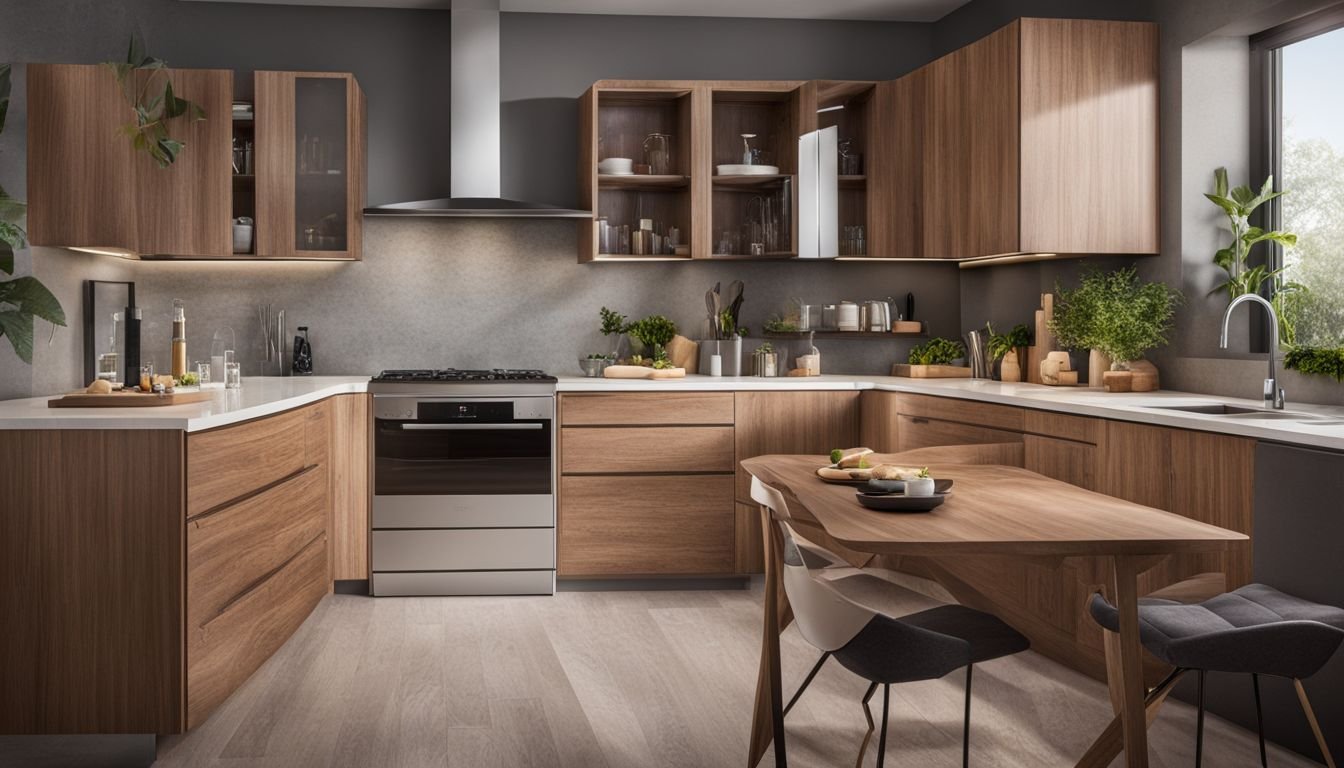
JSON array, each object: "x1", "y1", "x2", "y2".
[
  {"x1": 1252, "y1": 674, "x2": 1267, "y2": 768},
  {"x1": 1195, "y1": 670, "x2": 1207, "y2": 768},
  {"x1": 784, "y1": 652, "x2": 830, "y2": 717},
  {"x1": 963, "y1": 664, "x2": 974, "y2": 768},
  {"x1": 1293, "y1": 679, "x2": 1338, "y2": 768},
  {"x1": 855, "y1": 682, "x2": 879, "y2": 768},
  {"x1": 877, "y1": 684, "x2": 891, "y2": 768}
]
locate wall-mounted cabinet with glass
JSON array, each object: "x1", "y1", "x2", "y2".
[{"x1": 27, "y1": 65, "x2": 366, "y2": 260}]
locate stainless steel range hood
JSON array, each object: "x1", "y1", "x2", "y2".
[{"x1": 364, "y1": 1, "x2": 590, "y2": 218}]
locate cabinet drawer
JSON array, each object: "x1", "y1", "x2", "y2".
[
  {"x1": 897, "y1": 415, "x2": 1023, "y2": 452},
  {"x1": 187, "y1": 464, "x2": 328, "y2": 639},
  {"x1": 562, "y1": 426, "x2": 735, "y2": 474},
  {"x1": 559, "y1": 475, "x2": 735, "y2": 576},
  {"x1": 895, "y1": 393, "x2": 1024, "y2": 432},
  {"x1": 1024, "y1": 434, "x2": 1098, "y2": 491},
  {"x1": 187, "y1": 403, "x2": 321, "y2": 517},
  {"x1": 372, "y1": 528, "x2": 554, "y2": 572},
  {"x1": 1024, "y1": 409, "x2": 1101, "y2": 444},
  {"x1": 186, "y1": 533, "x2": 327, "y2": 729},
  {"x1": 560, "y1": 392, "x2": 735, "y2": 426}
]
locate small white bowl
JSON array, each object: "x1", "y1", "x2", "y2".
[
  {"x1": 904, "y1": 477, "x2": 936, "y2": 497},
  {"x1": 598, "y1": 157, "x2": 634, "y2": 175},
  {"x1": 716, "y1": 164, "x2": 781, "y2": 176}
]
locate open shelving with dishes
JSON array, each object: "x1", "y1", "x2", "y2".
[
  {"x1": 580, "y1": 85, "x2": 695, "y2": 260},
  {"x1": 709, "y1": 86, "x2": 800, "y2": 259},
  {"x1": 231, "y1": 103, "x2": 256, "y2": 255}
]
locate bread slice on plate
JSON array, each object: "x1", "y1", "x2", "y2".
[{"x1": 834, "y1": 447, "x2": 874, "y2": 469}]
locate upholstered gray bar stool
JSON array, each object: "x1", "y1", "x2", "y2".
[
  {"x1": 1089, "y1": 583, "x2": 1344, "y2": 768},
  {"x1": 752, "y1": 477, "x2": 1030, "y2": 767}
]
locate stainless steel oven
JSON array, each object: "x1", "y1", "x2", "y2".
[{"x1": 369, "y1": 374, "x2": 556, "y2": 596}]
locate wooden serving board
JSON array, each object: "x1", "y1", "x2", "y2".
[
  {"x1": 602, "y1": 365, "x2": 687, "y2": 380},
  {"x1": 891, "y1": 364, "x2": 973, "y2": 379},
  {"x1": 49, "y1": 390, "x2": 214, "y2": 408}
]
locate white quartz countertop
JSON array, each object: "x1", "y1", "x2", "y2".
[
  {"x1": 3, "y1": 373, "x2": 1342, "y2": 450},
  {"x1": 557, "y1": 374, "x2": 1344, "y2": 451},
  {"x1": 0, "y1": 376, "x2": 369, "y2": 432}
]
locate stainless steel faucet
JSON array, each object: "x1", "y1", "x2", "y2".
[{"x1": 1219, "y1": 293, "x2": 1285, "y2": 409}]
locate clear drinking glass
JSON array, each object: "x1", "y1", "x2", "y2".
[
  {"x1": 225, "y1": 362, "x2": 242, "y2": 389},
  {"x1": 195, "y1": 361, "x2": 213, "y2": 385}
]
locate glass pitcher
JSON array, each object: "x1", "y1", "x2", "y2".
[{"x1": 643, "y1": 133, "x2": 672, "y2": 175}]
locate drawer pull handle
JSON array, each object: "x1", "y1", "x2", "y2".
[
  {"x1": 200, "y1": 533, "x2": 325, "y2": 631},
  {"x1": 911, "y1": 417, "x2": 930, "y2": 424},
  {"x1": 400, "y1": 423, "x2": 543, "y2": 431},
  {"x1": 188, "y1": 464, "x2": 319, "y2": 524}
]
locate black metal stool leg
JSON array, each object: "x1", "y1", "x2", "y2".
[
  {"x1": 876, "y1": 684, "x2": 891, "y2": 768},
  {"x1": 963, "y1": 664, "x2": 974, "y2": 768},
  {"x1": 784, "y1": 652, "x2": 830, "y2": 717},
  {"x1": 1196, "y1": 670, "x2": 1207, "y2": 768},
  {"x1": 1253, "y1": 673, "x2": 1268, "y2": 767}
]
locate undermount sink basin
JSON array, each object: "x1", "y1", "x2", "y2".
[{"x1": 1144, "y1": 403, "x2": 1324, "y2": 421}]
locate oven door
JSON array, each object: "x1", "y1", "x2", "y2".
[{"x1": 373, "y1": 396, "x2": 554, "y2": 528}]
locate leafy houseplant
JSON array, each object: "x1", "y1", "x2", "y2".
[
  {"x1": 0, "y1": 64, "x2": 66, "y2": 363},
  {"x1": 908, "y1": 338, "x2": 965, "y2": 366},
  {"x1": 104, "y1": 36, "x2": 206, "y2": 168},
  {"x1": 627, "y1": 315, "x2": 677, "y2": 361},
  {"x1": 1050, "y1": 268, "x2": 1180, "y2": 370},
  {"x1": 1206, "y1": 168, "x2": 1302, "y2": 344},
  {"x1": 986, "y1": 323, "x2": 1031, "y2": 382},
  {"x1": 1285, "y1": 346, "x2": 1344, "y2": 382}
]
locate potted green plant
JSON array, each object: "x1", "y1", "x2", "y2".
[
  {"x1": 1050, "y1": 267, "x2": 1180, "y2": 384},
  {"x1": 908, "y1": 337, "x2": 965, "y2": 366},
  {"x1": 0, "y1": 64, "x2": 66, "y2": 364},
  {"x1": 986, "y1": 322, "x2": 1031, "y2": 382},
  {"x1": 626, "y1": 314, "x2": 677, "y2": 362},
  {"x1": 1285, "y1": 346, "x2": 1344, "y2": 382},
  {"x1": 103, "y1": 36, "x2": 207, "y2": 167}
]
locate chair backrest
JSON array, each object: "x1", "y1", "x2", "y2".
[
  {"x1": 777, "y1": 520, "x2": 877, "y2": 651},
  {"x1": 750, "y1": 473, "x2": 873, "y2": 651}
]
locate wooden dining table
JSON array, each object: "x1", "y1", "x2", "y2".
[{"x1": 741, "y1": 451, "x2": 1249, "y2": 768}]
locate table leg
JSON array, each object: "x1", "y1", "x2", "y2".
[
  {"x1": 748, "y1": 505, "x2": 793, "y2": 768},
  {"x1": 1111, "y1": 555, "x2": 1150, "y2": 768}
]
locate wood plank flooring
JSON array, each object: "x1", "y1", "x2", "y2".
[{"x1": 147, "y1": 580, "x2": 1321, "y2": 768}]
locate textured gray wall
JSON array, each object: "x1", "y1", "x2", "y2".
[{"x1": 3, "y1": 3, "x2": 948, "y2": 393}]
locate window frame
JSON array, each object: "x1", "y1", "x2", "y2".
[{"x1": 1249, "y1": 4, "x2": 1344, "y2": 350}]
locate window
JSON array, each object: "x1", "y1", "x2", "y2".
[{"x1": 1256, "y1": 6, "x2": 1344, "y2": 347}]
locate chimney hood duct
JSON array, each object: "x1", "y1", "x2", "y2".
[{"x1": 364, "y1": 1, "x2": 590, "y2": 218}]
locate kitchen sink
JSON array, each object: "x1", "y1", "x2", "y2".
[{"x1": 1144, "y1": 403, "x2": 1326, "y2": 421}]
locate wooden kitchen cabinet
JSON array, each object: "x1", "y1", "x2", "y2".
[
  {"x1": 27, "y1": 64, "x2": 233, "y2": 257},
  {"x1": 869, "y1": 71, "x2": 924, "y2": 259},
  {"x1": 921, "y1": 18, "x2": 1158, "y2": 259},
  {"x1": 253, "y1": 71, "x2": 366, "y2": 260},
  {"x1": 26, "y1": 64, "x2": 365, "y2": 260},
  {"x1": 0, "y1": 395, "x2": 370, "y2": 735},
  {"x1": 559, "y1": 475, "x2": 735, "y2": 576},
  {"x1": 733, "y1": 390, "x2": 860, "y2": 572},
  {"x1": 557, "y1": 392, "x2": 737, "y2": 578}
]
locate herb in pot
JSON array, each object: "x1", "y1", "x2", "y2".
[
  {"x1": 985, "y1": 323, "x2": 1031, "y2": 361},
  {"x1": 1050, "y1": 267, "x2": 1180, "y2": 370},
  {"x1": 909, "y1": 338, "x2": 965, "y2": 366},
  {"x1": 628, "y1": 315, "x2": 677, "y2": 351}
]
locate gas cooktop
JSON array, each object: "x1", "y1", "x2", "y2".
[{"x1": 372, "y1": 368, "x2": 556, "y2": 383}]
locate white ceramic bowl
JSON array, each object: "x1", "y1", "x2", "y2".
[
  {"x1": 904, "y1": 477, "x2": 936, "y2": 497},
  {"x1": 598, "y1": 157, "x2": 634, "y2": 175}
]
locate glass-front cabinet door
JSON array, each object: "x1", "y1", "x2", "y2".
[{"x1": 253, "y1": 71, "x2": 366, "y2": 260}]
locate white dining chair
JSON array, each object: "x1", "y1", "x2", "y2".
[{"x1": 751, "y1": 475, "x2": 1030, "y2": 767}]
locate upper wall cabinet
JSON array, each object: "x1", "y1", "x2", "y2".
[
  {"x1": 922, "y1": 19, "x2": 1159, "y2": 261},
  {"x1": 26, "y1": 65, "x2": 366, "y2": 260},
  {"x1": 252, "y1": 72, "x2": 366, "y2": 260},
  {"x1": 27, "y1": 64, "x2": 233, "y2": 258}
]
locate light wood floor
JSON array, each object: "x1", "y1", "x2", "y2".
[{"x1": 150, "y1": 579, "x2": 1321, "y2": 768}]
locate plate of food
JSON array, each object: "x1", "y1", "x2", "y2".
[{"x1": 815, "y1": 448, "x2": 876, "y2": 484}]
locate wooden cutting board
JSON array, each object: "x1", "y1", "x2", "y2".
[
  {"x1": 602, "y1": 365, "x2": 687, "y2": 380},
  {"x1": 48, "y1": 390, "x2": 214, "y2": 408},
  {"x1": 891, "y1": 364, "x2": 973, "y2": 379}
]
